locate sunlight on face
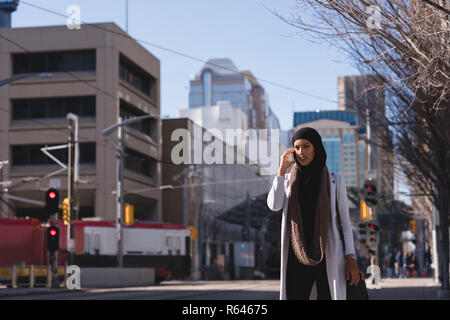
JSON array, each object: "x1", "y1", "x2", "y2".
[{"x1": 293, "y1": 139, "x2": 315, "y2": 166}]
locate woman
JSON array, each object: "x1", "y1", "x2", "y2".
[{"x1": 267, "y1": 127, "x2": 363, "y2": 300}]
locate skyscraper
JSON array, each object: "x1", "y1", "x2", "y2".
[
  {"x1": 293, "y1": 110, "x2": 365, "y2": 188},
  {"x1": 338, "y1": 75, "x2": 394, "y2": 198},
  {"x1": 189, "y1": 58, "x2": 280, "y2": 134}
]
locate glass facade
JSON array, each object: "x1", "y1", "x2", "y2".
[
  {"x1": 189, "y1": 85, "x2": 203, "y2": 108},
  {"x1": 189, "y1": 63, "x2": 252, "y2": 121},
  {"x1": 323, "y1": 139, "x2": 341, "y2": 174},
  {"x1": 293, "y1": 111, "x2": 357, "y2": 128},
  {"x1": 202, "y1": 71, "x2": 212, "y2": 107},
  {"x1": 343, "y1": 134, "x2": 355, "y2": 144}
]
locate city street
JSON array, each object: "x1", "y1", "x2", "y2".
[
  {"x1": 0, "y1": 278, "x2": 447, "y2": 300},
  {"x1": 0, "y1": 0, "x2": 449, "y2": 311}
]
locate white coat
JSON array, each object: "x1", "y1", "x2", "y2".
[{"x1": 267, "y1": 170, "x2": 356, "y2": 300}]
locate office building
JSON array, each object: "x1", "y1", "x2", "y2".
[{"x1": 0, "y1": 23, "x2": 162, "y2": 221}]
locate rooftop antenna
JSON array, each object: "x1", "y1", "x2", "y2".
[{"x1": 125, "y1": 0, "x2": 128, "y2": 33}]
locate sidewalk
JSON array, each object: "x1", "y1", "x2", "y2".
[
  {"x1": 0, "y1": 285, "x2": 78, "y2": 298},
  {"x1": 368, "y1": 277, "x2": 450, "y2": 300}
]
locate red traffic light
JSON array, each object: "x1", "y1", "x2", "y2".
[
  {"x1": 366, "y1": 185, "x2": 372, "y2": 190},
  {"x1": 49, "y1": 192, "x2": 56, "y2": 199},
  {"x1": 47, "y1": 226, "x2": 59, "y2": 251},
  {"x1": 369, "y1": 224, "x2": 375, "y2": 229}
]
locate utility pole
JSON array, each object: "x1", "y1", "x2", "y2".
[
  {"x1": 125, "y1": 0, "x2": 129, "y2": 33},
  {"x1": 67, "y1": 115, "x2": 75, "y2": 264},
  {"x1": 117, "y1": 117, "x2": 125, "y2": 268},
  {"x1": 366, "y1": 108, "x2": 371, "y2": 173},
  {"x1": 66, "y1": 113, "x2": 79, "y2": 265},
  {"x1": 102, "y1": 115, "x2": 152, "y2": 268},
  {"x1": 0, "y1": 160, "x2": 9, "y2": 217}
]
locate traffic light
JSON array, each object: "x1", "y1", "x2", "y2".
[
  {"x1": 45, "y1": 188, "x2": 59, "y2": 217},
  {"x1": 410, "y1": 220, "x2": 417, "y2": 235},
  {"x1": 363, "y1": 180, "x2": 377, "y2": 207},
  {"x1": 367, "y1": 223, "x2": 379, "y2": 257},
  {"x1": 358, "y1": 222, "x2": 367, "y2": 244},
  {"x1": 62, "y1": 198, "x2": 70, "y2": 225},
  {"x1": 360, "y1": 200, "x2": 371, "y2": 221},
  {"x1": 367, "y1": 223, "x2": 379, "y2": 243},
  {"x1": 124, "y1": 204, "x2": 135, "y2": 225},
  {"x1": 47, "y1": 226, "x2": 59, "y2": 251}
]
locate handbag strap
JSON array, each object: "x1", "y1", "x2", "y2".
[{"x1": 332, "y1": 173, "x2": 346, "y2": 250}]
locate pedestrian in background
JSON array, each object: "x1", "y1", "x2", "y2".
[
  {"x1": 383, "y1": 253, "x2": 393, "y2": 278},
  {"x1": 424, "y1": 246, "x2": 432, "y2": 277},
  {"x1": 394, "y1": 249, "x2": 402, "y2": 278},
  {"x1": 410, "y1": 253, "x2": 418, "y2": 278},
  {"x1": 267, "y1": 127, "x2": 363, "y2": 300},
  {"x1": 402, "y1": 251, "x2": 409, "y2": 278}
]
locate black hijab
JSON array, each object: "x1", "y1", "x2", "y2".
[{"x1": 291, "y1": 127, "x2": 327, "y2": 252}]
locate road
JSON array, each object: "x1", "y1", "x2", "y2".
[
  {"x1": 0, "y1": 280, "x2": 279, "y2": 300},
  {"x1": 0, "y1": 278, "x2": 447, "y2": 300}
]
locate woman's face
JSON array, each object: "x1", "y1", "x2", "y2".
[{"x1": 293, "y1": 139, "x2": 315, "y2": 166}]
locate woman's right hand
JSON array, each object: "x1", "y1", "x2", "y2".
[{"x1": 278, "y1": 148, "x2": 296, "y2": 176}]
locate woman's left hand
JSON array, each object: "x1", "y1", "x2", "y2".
[{"x1": 345, "y1": 255, "x2": 364, "y2": 286}]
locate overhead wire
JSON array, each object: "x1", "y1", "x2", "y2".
[
  {"x1": 0, "y1": 3, "x2": 279, "y2": 198},
  {"x1": 20, "y1": 0, "x2": 338, "y2": 104}
]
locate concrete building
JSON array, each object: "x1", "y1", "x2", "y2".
[{"x1": 0, "y1": 23, "x2": 162, "y2": 221}]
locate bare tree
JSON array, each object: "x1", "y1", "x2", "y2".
[{"x1": 270, "y1": 0, "x2": 449, "y2": 290}]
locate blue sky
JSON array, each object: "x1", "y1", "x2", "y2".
[{"x1": 12, "y1": 0, "x2": 360, "y2": 131}]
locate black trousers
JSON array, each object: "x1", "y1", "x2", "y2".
[{"x1": 286, "y1": 239, "x2": 332, "y2": 300}]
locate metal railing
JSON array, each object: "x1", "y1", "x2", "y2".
[{"x1": 0, "y1": 265, "x2": 66, "y2": 288}]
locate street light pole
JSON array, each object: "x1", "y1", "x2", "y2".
[
  {"x1": 102, "y1": 115, "x2": 153, "y2": 268},
  {"x1": 116, "y1": 117, "x2": 125, "y2": 268}
]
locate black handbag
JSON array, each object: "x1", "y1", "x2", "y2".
[{"x1": 332, "y1": 173, "x2": 369, "y2": 300}]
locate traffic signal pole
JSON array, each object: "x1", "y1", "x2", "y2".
[
  {"x1": 102, "y1": 115, "x2": 152, "y2": 269},
  {"x1": 365, "y1": 108, "x2": 375, "y2": 221},
  {"x1": 66, "y1": 114, "x2": 78, "y2": 265},
  {"x1": 45, "y1": 189, "x2": 60, "y2": 288}
]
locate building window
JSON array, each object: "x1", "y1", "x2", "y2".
[
  {"x1": 202, "y1": 71, "x2": 212, "y2": 106},
  {"x1": 343, "y1": 134, "x2": 355, "y2": 144},
  {"x1": 119, "y1": 100, "x2": 152, "y2": 137},
  {"x1": 119, "y1": 54, "x2": 156, "y2": 99},
  {"x1": 12, "y1": 96, "x2": 95, "y2": 120},
  {"x1": 13, "y1": 50, "x2": 96, "y2": 74},
  {"x1": 12, "y1": 143, "x2": 95, "y2": 166},
  {"x1": 124, "y1": 147, "x2": 156, "y2": 179}
]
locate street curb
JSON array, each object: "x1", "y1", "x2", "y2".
[{"x1": 0, "y1": 288, "x2": 85, "y2": 298}]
